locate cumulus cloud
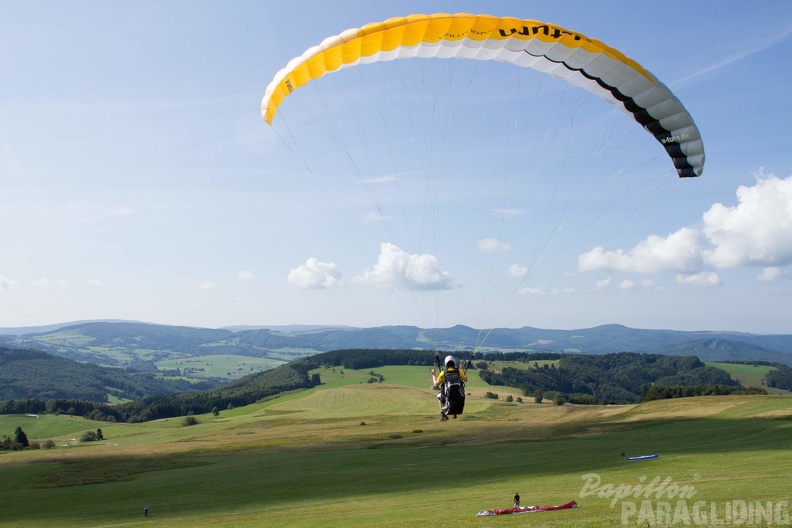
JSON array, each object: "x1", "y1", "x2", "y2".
[
  {"x1": 619, "y1": 279, "x2": 635, "y2": 290},
  {"x1": 577, "y1": 172, "x2": 792, "y2": 284},
  {"x1": 757, "y1": 267, "x2": 788, "y2": 281},
  {"x1": 0, "y1": 275, "x2": 19, "y2": 291},
  {"x1": 519, "y1": 286, "x2": 560, "y2": 296},
  {"x1": 196, "y1": 282, "x2": 215, "y2": 290},
  {"x1": 578, "y1": 227, "x2": 703, "y2": 274},
  {"x1": 356, "y1": 242, "x2": 452, "y2": 290},
  {"x1": 702, "y1": 172, "x2": 792, "y2": 268},
  {"x1": 477, "y1": 238, "x2": 511, "y2": 252},
  {"x1": 508, "y1": 264, "x2": 528, "y2": 278},
  {"x1": 596, "y1": 278, "x2": 612, "y2": 290},
  {"x1": 288, "y1": 257, "x2": 344, "y2": 289},
  {"x1": 676, "y1": 272, "x2": 721, "y2": 287},
  {"x1": 237, "y1": 270, "x2": 254, "y2": 281}
]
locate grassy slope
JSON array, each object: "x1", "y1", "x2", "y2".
[
  {"x1": 0, "y1": 366, "x2": 790, "y2": 527},
  {"x1": 706, "y1": 361, "x2": 790, "y2": 395}
]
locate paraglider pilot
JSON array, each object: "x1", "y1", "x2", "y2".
[{"x1": 431, "y1": 355, "x2": 468, "y2": 421}]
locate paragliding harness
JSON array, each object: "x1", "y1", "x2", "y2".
[
  {"x1": 436, "y1": 352, "x2": 475, "y2": 418},
  {"x1": 441, "y1": 367, "x2": 466, "y2": 416}
]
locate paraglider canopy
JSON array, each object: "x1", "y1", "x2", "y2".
[{"x1": 262, "y1": 13, "x2": 704, "y2": 178}]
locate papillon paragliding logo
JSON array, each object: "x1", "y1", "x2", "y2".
[{"x1": 580, "y1": 472, "x2": 790, "y2": 526}]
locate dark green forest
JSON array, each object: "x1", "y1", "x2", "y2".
[{"x1": 765, "y1": 364, "x2": 792, "y2": 390}]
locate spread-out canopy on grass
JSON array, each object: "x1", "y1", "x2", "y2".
[{"x1": 476, "y1": 500, "x2": 578, "y2": 516}]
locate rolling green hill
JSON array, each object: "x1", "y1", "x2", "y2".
[{"x1": 0, "y1": 347, "x2": 219, "y2": 403}]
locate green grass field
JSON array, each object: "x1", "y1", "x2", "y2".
[
  {"x1": 706, "y1": 361, "x2": 790, "y2": 395},
  {"x1": 157, "y1": 355, "x2": 284, "y2": 379},
  {"x1": 1, "y1": 366, "x2": 790, "y2": 527}
]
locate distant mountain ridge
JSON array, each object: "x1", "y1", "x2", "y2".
[{"x1": 0, "y1": 321, "x2": 790, "y2": 368}]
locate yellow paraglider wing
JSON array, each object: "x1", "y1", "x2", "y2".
[{"x1": 262, "y1": 13, "x2": 704, "y2": 178}]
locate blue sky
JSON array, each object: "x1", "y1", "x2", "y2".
[{"x1": 1, "y1": 1, "x2": 791, "y2": 334}]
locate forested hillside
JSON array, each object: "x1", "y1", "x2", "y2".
[
  {"x1": 0, "y1": 347, "x2": 218, "y2": 402},
  {"x1": 478, "y1": 352, "x2": 749, "y2": 403}
]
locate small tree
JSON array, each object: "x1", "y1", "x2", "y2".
[
  {"x1": 212, "y1": 407, "x2": 220, "y2": 417},
  {"x1": 505, "y1": 395, "x2": 514, "y2": 402},
  {"x1": 96, "y1": 428, "x2": 104, "y2": 441},
  {"x1": 183, "y1": 416, "x2": 199, "y2": 427},
  {"x1": 534, "y1": 390, "x2": 544, "y2": 404},
  {"x1": 43, "y1": 439, "x2": 56, "y2": 449},
  {"x1": 14, "y1": 427, "x2": 29, "y2": 448}
]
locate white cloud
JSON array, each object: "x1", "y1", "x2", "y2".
[
  {"x1": 477, "y1": 238, "x2": 511, "y2": 252},
  {"x1": 493, "y1": 208, "x2": 525, "y2": 217},
  {"x1": 359, "y1": 175, "x2": 398, "y2": 184},
  {"x1": 579, "y1": 227, "x2": 703, "y2": 274},
  {"x1": 508, "y1": 264, "x2": 528, "y2": 278},
  {"x1": 112, "y1": 206, "x2": 137, "y2": 217},
  {"x1": 356, "y1": 242, "x2": 451, "y2": 291},
  {"x1": 362, "y1": 210, "x2": 386, "y2": 222},
  {"x1": 0, "y1": 275, "x2": 20, "y2": 291},
  {"x1": 619, "y1": 279, "x2": 635, "y2": 290},
  {"x1": 577, "y1": 172, "x2": 792, "y2": 284},
  {"x1": 288, "y1": 257, "x2": 344, "y2": 289},
  {"x1": 518, "y1": 286, "x2": 559, "y2": 296},
  {"x1": 86, "y1": 278, "x2": 102, "y2": 287},
  {"x1": 32, "y1": 277, "x2": 71, "y2": 288},
  {"x1": 703, "y1": 172, "x2": 792, "y2": 269},
  {"x1": 596, "y1": 278, "x2": 612, "y2": 290},
  {"x1": 196, "y1": 282, "x2": 215, "y2": 290},
  {"x1": 757, "y1": 267, "x2": 787, "y2": 282},
  {"x1": 676, "y1": 272, "x2": 721, "y2": 287},
  {"x1": 237, "y1": 270, "x2": 254, "y2": 281}
]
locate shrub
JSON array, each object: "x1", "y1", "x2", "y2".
[{"x1": 182, "y1": 416, "x2": 199, "y2": 427}]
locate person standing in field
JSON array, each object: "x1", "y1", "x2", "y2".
[{"x1": 514, "y1": 492, "x2": 520, "y2": 508}]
